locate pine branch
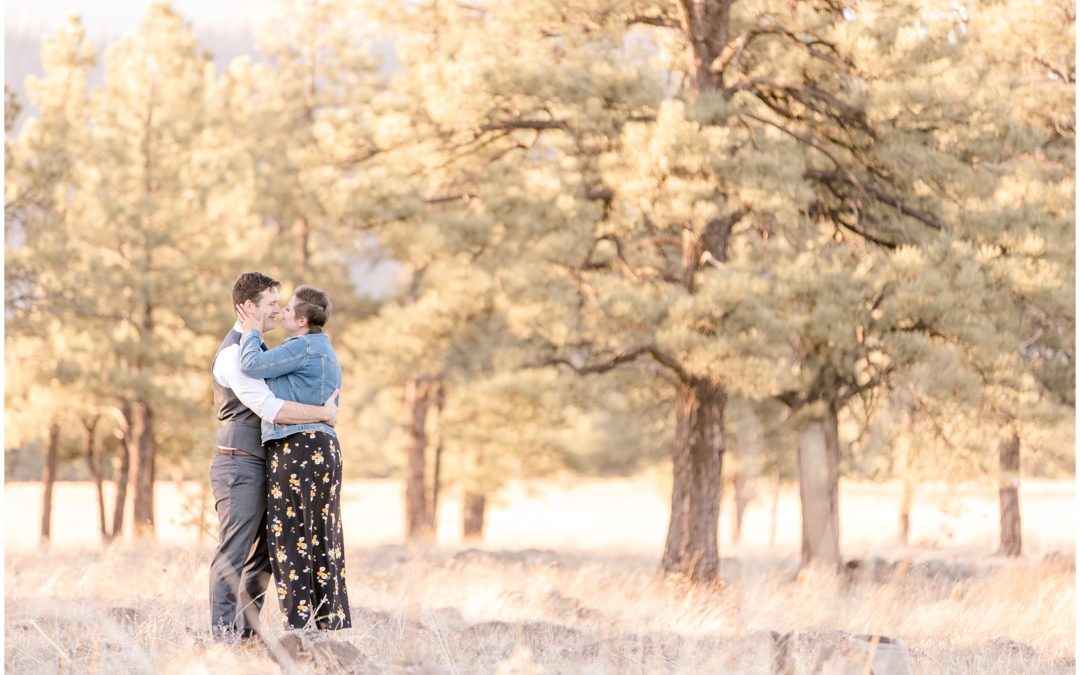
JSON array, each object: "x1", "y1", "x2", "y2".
[
  {"x1": 532, "y1": 343, "x2": 689, "y2": 382},
  {"x1": 478, "y1": 118, "x2": 566, "y2": 133},
  {"x1": 587, "y1": 234, "x2": 639, "y2": 281},
  {"x1": 711, "y1": 25, "x2": 855, "y2": 77},
  {"x1": 626, "y1": 14, "x2": 680, "y2": 29},
  {"x1": 726, "y1": 77, "x2": 870, "y2": 135},
  {"x1": 536, "y1": 345, "x2": 651, "y2": 374},
  {"x1": 804, "y1": 169, "x2": 948, "y2": 232}
]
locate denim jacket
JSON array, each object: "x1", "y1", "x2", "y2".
[{"x1": 239, "y1": 329, "x2": 342, "y2": 443}]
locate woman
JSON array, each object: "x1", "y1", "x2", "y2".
[{"x1": 236, "y1": 285, "x2": 351, "y2": 631}]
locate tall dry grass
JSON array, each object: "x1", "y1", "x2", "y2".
[
  {"x1": 5, "y1": 545, "x2": 1075, "y2": 673},
  {"x1": 4, "y1": 478, "x2": 1076, "y2": 673}
]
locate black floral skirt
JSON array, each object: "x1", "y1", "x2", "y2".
[{"x1": 265, "y1": 430, "x2": 351, "y2": 630}]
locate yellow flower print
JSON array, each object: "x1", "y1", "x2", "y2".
[
  {"x1": 321, "y1": 504, "x2": 330, "y2": 519},
  {"x1": 310, "y1": 485, "x2": 316, "y2": 499},
  {"x1": 271, "y1": 519, "x2": 283, "y2": 535},
  {"x1": 336, "y1": 608, "x2": 346, "y2": 620},
  {"x1": 311, "y1": 534, "x2": 320, "y2": 548},
  {"x1": 296, "y1": 537, "x2": 308, "y2": 553},
  {"x1": 286, "y1": 505, "x2": 295, "y2": 519},
  {"x1": 312, "y1": 450, "x2": 324, "y2": 465},
  {"x1": 297, "y1": 600, "x2": 309, "y2": 616},
  {"x1": 289, "y1": 474, "x2": 301, "y2": 489},
  {"x1": 288, "y1": 569, "x2": 299, "y2": 581},
  {"x1": 270, "y1": 456, "x2": 278, "y2": 472},
  {"x1": 276, "y1": 549, "x2": 287, "y2": 563},
  {"x1": 277, "y1": 583, "x2": 287, "y2": 599},
  {"x1": 270, "y1": 485, "x2": 283, "y2": 500},
  {"x1": 329, "y1": 545, "x2": 341, "y2": 559},
  {"x1": 323, "y1": 473, "x2": 330, "y2": 484},
  {"x1": 317, "y1": 567, "x2": 330, "y2": 581},
  {"x1": 283, "y1": 443, "x2": 291, "y2": 454}
]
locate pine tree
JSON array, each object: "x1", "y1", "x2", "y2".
[{"x1": 8, "y1": 6, "x2": 242, "y2": 537}]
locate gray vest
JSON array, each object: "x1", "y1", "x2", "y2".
[{"x1": 213, "y1": 330, "x2": 265, "y2": 458}]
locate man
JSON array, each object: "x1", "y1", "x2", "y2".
[{"x1": 209, "y1": 271, "x2": 338, "y2": 642}]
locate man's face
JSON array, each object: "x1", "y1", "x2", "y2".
[{"x1": 251, "y1": 286, "x2": 281, "y2": 332}]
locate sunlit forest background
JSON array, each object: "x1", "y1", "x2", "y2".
[{"x1": 4, "y1": 0, "x2": 1074, "y2": 671}]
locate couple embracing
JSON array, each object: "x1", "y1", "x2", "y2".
[{"x1": 209, "y1": 272, "x2": 351, "y2": 641}]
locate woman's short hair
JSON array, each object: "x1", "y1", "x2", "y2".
[{"x1": 293, "y1": 285, "x2": 331, "y2": 333}]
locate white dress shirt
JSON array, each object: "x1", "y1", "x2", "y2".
[{"x1": 212, "y1": 322, "x2": 286, "y2": 428}]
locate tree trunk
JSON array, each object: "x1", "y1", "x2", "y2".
[
  {"x1": 463, "y1": 491, "x2": 486, "y2": 540},
  {"x1": 677, "y1": 0, "x2": 731, "y2": 95},
  {"x1": 899, "y1": 479, "x2": 914, "y2": 546},
  {"x1": 40, "y1": 421, "x2": 61, "y2": 545},
  {"x1": 428, "y1": 379, "x2": 445, "y2": 532},
  {"x1": 128, "y1": 401, "x2": 156, "y2": 538},
  {"x1": 769, "y1": 467, "x2": 782, "y2": 548},
  {"x1": 893, "y1": 398, "x2": 920, "y2": 546},
  {"x1": 112, "y1": 405, "x2": 131, "y2": 539},
  {"x1": 82, "y1": 415, "x2": 110, "y2": 541},
  {"x1": 998, "y1": 429, "x2": 1022, "y2": 556},
  {"x1": 661, "y1": 377, "x2": 726, "y2": 584},
  {"x1": 404, "y1": 377, "x2": 435, "y2": 542},
  {"x1": 731, "y1": 470, "x2": 753, "y2": 545},
  {"x1": 895, "y1": 431, "x2": 912, "y2": 545},
  {"x1": 297, "y1": 215, "x2": 311, "y2": 273},
  {"x1": 797, "y1": 407, "x2": 840, "y2": 567}
]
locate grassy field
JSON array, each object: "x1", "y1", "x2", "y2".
[{"x1": 4, "y1": 478, "x2": 1076, "y2": 673}]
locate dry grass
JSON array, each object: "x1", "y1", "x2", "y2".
[{"x1": 4, "y1": 478, "x2": 1076, "y2": 673}]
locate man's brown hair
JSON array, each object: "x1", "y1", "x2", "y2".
[
  {"x1": 292, "y1": 285, "x2": 332, "y2": 333},
  {"x1": 232, "y1": 272, "x2": 280, "y2": 309}
]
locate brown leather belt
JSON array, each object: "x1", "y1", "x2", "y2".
[{"x1": 217, "y1": 448, "x2": 257, "y2": 457}]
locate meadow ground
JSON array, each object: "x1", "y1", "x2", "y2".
[{"x1": 4, "y1": 477, "x2": 1076, "y2": 673}]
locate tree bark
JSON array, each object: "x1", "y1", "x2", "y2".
[
  {"x1": 731, "y1": 469, "x2": 753, "y2": 545},
  {"x1": 112, "y1": 405, "x2": 131, "y2": 539},
  {"x1": 463, "y1": 492, "x2": 486, "y2": 540},
  {"x1": 797, "y1": 407, "x2": 840, "y2": 566},
  {"x1": 404, "y1": 377, "x2": 435, "y2": 541},
  {"x1": 429, "y1": 379, "x2": 445, "y2": 531},
  {"x1": 661, "y1": 377, "x2": 726, "y2": 584},
  {"x1": 40, "y1": 421, "x2": 61, "y2": 545},
  {"x1": 894, "y1": 402, "x2": 917, "y2": 546},
  {"x1": 899, "y1": 478, "x2": 914, "y2": 546},
  {"x1": 998, "y1": 429, "x2": 1022, "y2": 556},
  {"x1": 127, "y1": 400, "x2": 156, "y2": 538},
  {"x1": 677, "y1": 0, "x2": 731, "y2": 95},
  {"x1": 769, "y1": 466, "x2": 782, "y2": 548},
  {"x1": 82, "y1": 415, "x2": 110, "y2": 541}
]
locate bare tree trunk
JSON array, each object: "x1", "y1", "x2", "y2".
[
  {"x1": 112, "y1": 405, "x2": 131, "y2": 539},
  {"x1": 128, "y1": 401, "x2": 156, "y2": 538},
  {"x1": 82, "y1": 414, "x2": 110, "y2": 541},
  {"x1": 429, "y1": 379, "x2": 445, "y2": 532},
  {"x1": 404, "y1": 377, "x2": 435, "y2": 541},
  {"x1": 731, "y1": 470, "x2": 753, "y2": 545},
  {"x1": 998, "y1": 429, "x2": 1022, "y2": 556},
  {"x1": 40, "y1": 421, "x2": 61, "y2": 545},
  {"x1": 899, "y1": 478, "x2": 914, "y2": 546},
  {"x1": 797, "y1": 407, "x2": 840, "y2": 567},
  {"x1": 463, "y1": 492, "x2": 486, "y2": 540},
  {"x1": 769, "y1": 467, "x2": 782, "y2": 548},
  {"x1": 894, "y1": 403, "x2": 916, "y2": 545},
  {"x1": 661, "y1": 377, "x2": 726, "y2": 584},
  {"x1": 297, "y1": 215, "x2": 311, "y2": 273}
]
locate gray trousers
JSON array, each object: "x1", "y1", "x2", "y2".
[{"x1": 209, "y1": 453, "x2": 271, "y2": 639}]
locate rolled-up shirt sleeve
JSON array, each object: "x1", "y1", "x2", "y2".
[{"x1": 212, "y1": 344, "x2": 286, "y2": 423}]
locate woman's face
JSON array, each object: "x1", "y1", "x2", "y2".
[{"x1": 281, "y1": 296, "x2": 307, "y2": 335}]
